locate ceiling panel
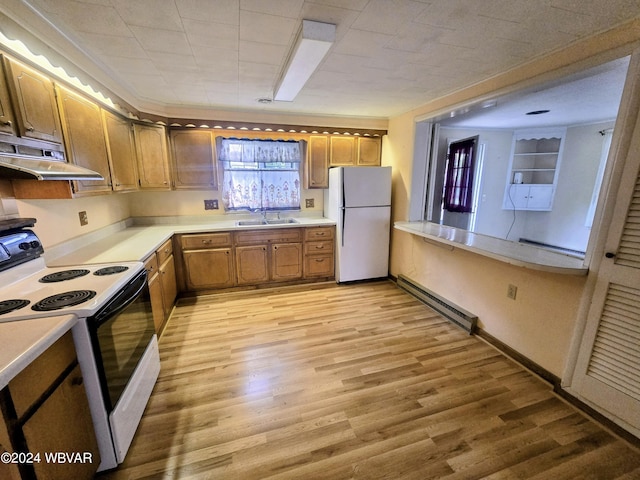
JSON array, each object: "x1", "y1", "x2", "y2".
[{"x1": 1, "y1": 0, "x2": 639, "y2": 120}]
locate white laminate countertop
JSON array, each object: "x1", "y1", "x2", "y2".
[
  {"x1": 47, "y1": 216, "x2": 336, "y2": 266},
  {"x1": 394, "y1": 221, "x2": 588, "y2": 275},
  {"x1": 0, "y1": 315, "x2": 77, "y2": 389}
]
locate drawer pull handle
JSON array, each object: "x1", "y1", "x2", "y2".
[
  {"x1": 315, "y1": 259, "x2": 325, "y2": 262},
  {"x1": 315, "y1": 245, "x2": 324, "y2": 249},
  {"x1": 202, "y1": 239, "x2": 212, "y2": 244}
]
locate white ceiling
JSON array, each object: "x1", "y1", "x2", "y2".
[{"x1": 2, "y1": 0, "x2": 640, "y2": 122}]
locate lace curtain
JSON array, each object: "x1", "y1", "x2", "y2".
[{"x1": 218, "y1": 138, "x2": 303, "y2": 211}]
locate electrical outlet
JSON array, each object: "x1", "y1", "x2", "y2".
[
  {"x1": 305, "y1": 198, "x2": 314, "y2": 208},
  {"x1": 79, "y1": 211, "x2": 88, "y2": 226},
  {"x1": 507, "y1": 284, "x2": 518, "y2": 300},
  {"x1": 204, "y1": 199, "x2": 219, "y2": 210}
]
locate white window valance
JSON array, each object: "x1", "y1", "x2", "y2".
[{"x1": 218, "y1": 138, "x2": 302, "y2": 163}]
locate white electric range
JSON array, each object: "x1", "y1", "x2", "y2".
[{"x1": 0, "y1": 218, "x2": 160, "y2": 472}]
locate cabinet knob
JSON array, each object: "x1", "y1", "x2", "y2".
[
  {"x1": 71, "y1": 376, "x2": 84, "y2": 386},
  {"x1": 202, "y1": 239, "x2": 211, "y2": 244},
  {"x1": 2, "y1": 120, "x2": 11, "y2": 126},
  {"x1": 605, "y1": 252, "x2": 616, "y2": 258},
  {"x1": 26, "y1": 126, "x2": 34, "y2": 132}
]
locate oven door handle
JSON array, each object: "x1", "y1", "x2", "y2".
[{"x1": 91, "y1": 270, "x2": 148, "y2": 325}]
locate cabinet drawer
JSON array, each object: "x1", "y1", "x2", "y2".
[
  {"x1": 304, "y1": 240, "x2": 334, "y2": 255},
  {"x1": 9, "y1": 331, "x2": 76, "y2": 419},
  {"x1": 304, "y1": 254, "x2": 334, "y2": 277},
  {"x1": 181, "y1": 232, "x2": 232, "y2": 249},
  {"x1": 156, "y1": 238, "x2": 173, "y2": 264},
  {"x1": 304, "y1": 226, "x2": 334, "y2": 241},
  {"x1": 235, "y1": 228, "x2": 302, "y2": 245},
  {"x1": 144, "y1": 253, "x2": 159, "y2": 278}
]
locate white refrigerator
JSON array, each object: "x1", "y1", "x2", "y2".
[{"x1": 324, "y1": 166, "x2": 392, "y2": 282}]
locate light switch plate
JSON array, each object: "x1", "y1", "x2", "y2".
[{"x1": 79, "y1": 211, "x2": 88, "y2": 226}]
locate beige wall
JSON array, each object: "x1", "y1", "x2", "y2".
[
  {"x1": 15, "y1": 194, "x2": 130, "y2": 249},
  {"x1": 127, "y1": 187, "x2": 324, "y2": 218},
  {"x1": 384, "y1": 20, "x2": 640, "y2": 377}
]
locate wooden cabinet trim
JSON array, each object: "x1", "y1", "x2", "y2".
[{"x1": 8, "y1": 331, "x2": 76, "y2": 420}]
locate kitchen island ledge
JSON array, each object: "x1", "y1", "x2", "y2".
[{"x1": 394, "y1": 221, "x2": 588, "y2": 276}]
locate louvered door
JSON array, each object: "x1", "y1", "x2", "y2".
[{"x1": 570, "y1": 100, "x2": 640, "y2": 434}]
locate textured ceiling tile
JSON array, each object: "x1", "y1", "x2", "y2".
[
  {"x1": 240, "y1": 0, "x2": 304, "y2": 18},
  {"x1": 176, "y1": 0, "x2": 240, "y2": 24},
  {"x1": 103, "y1": 56, "x2": 159, "y2": 76},
  {"x1": 110, "y1": 0, "x2": 183, "y2": 31},
  {"x1": 239, "y1": 10, "x2": 297, "y2": 44},
  {"x1": 334, "y1": 29, "x2": 395, "y2": 57},
  {"x1": 239, "y1": 40, "x2": 286, "y2": 66},
  {"x1": 129, "y1": 26, "x2": 192, "y2": 56},
  {"x1": 78, "y1": 33, "x2": 146, "y2": 59},
  {"x1": 32, "y1": 2, "x2": 132, "y2": 37},
  {"x1": 183, "y1": 19, "x2": 239, "y2": 49},
  {"x1": 352, "y1": 0, "x2": 429, "y2": 35}
]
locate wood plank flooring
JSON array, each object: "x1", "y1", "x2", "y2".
[{"x1": 99, "y1": 280, "x2": 640, "y2": 479}]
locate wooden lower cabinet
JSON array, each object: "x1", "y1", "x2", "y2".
[
  {"x1": 271, "y1": 243, "x2": 303, "y2": 281},
  {"x1": 144, "y1": 238, "x2": 178, "y2": 335},
  {"x1": 183, "y1": 248, "x2": 235, "y2": 289},
  {"x1": 179, "y1": 226, "x2": 334, "y2": 291},
  {"x1": 0, "y1": 332, "x2": 100, "y2": 479}
]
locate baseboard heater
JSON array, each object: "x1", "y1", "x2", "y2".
[{"x1": 397, "y1": 275, "x2": 478, "y2": 334}]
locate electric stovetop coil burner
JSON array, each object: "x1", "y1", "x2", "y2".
[
  {"x1": 94, "y1": 266, "x2": 129, "y2": 276},
  {"x1": 31, "y1": 290, "x2": 97, "y2": 311},
  {"x1": 39, "y1": 269, "x2": 90, "y2": 283},
  {"x1": 0, "y1": 299, "x2": 30, "y2": 315}
]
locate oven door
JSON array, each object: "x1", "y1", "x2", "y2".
[{"x1": 89, "y1": 269, "x2": 156, "y2": 412}]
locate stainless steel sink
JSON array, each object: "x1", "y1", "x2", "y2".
[
  {"x1": 236, "y1": 220, "x2": 266, "y2": 226},
  {"x1": 265, "y1": 218, "x2": 298, "y2": 225},
  {"x1": 236, "y1": 218, "x2": 299, "y2": 226}
]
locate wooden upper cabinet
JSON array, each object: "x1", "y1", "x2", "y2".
[
  {"x1": 0, "y1": 60, "x2": 16, "y2": 136},
  {"x1": 357, "y1": 137, "x2": 381, "y2": 166},
  {"x1": 134, "y1": 123, "x2": 171, "y2": 190},
  {"x1": 3, "y1": 57, "x2": 63, "y2": 144},
  {"x1": 102, "y1": 110, "x2": 139, "y2": 192},
  {"x1": 56, "y1": 85, "x2": 112, "y2": 194},
  {"x1": 305, "y1": 135, "x2": 329, "y2": 188},
  {"x1": 170, "y1": 129, "x2": 218, "y2": 189},
  {"x1": 329, "y1": 135, "x2": 356, "y2": 166}
]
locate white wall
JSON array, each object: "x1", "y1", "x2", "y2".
[
  {"x1": 434, "y1": 122, "x2": 613, "y2": 252},
  {"x1": 522, "y1": 121, "x2": 614, "y2": 251}
]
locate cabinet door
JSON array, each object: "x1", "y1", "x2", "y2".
[
  {"x1": 57, "y1": 86, "x2": 112, "y2": 194},
  {"x1": 357, "y1": 137, "x2": 381, "y2": 166},
  {"x1": 183, "y1": 248, "x2": 234, "y2": 289},
  {"x1": 504, "y1": 184, "x2": 530, "y2": 209},
  {"x1": 235, "y1": 245, "x2": 269, "y2": 285},
  {"x1": 306, "y1": 135, "x2": 329, "y2": 188},
  {"x1": 525, "y1": 185, "x2": 554, "y2": 210},
  {"x1": 159, "y1": 254, "x2": 177, "y2": 319},
  {"x1": 3, "y1": 57, "x2": 63, "y2": 143},
  {"x1": 170, "y1": 129, "x2": 218, "y2": 189},
  {"x1": 148, "y1": 272, "x2": 165, "y2": 334},
  {"x1": 0, "y1": 60, "x2": 16, "y2": 136},
  {"x1": 103, "y1": 110, "x2": 139, "y2": 192},
  {"x1": 134, "y1": 123, "x2": 171, "y2": 190},
  {"x1": 21, "y1": 364, "x2": 100, "y2": 479},
  {"x1": 271, "y1": 242, "x2": 303, "y2": 281},
  {"x1": 329, "y1": 136, "x2": 356, "y2": 166}
]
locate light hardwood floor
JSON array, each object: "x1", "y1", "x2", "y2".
[{"x1": 99, "y1": 280, "x2": 640, "y2": 479}]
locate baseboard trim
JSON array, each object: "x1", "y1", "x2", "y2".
[{"x1": 475, "y1": 328, "x2": 561, "y2": 386}]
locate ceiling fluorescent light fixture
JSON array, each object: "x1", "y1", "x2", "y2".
[{"x1": 273, "y1": 20, "x2": 336, "y2": 102}]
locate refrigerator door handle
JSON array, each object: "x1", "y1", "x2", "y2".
[{"x1": 341, "y1": 207, "x2": 346, "y2": 247}]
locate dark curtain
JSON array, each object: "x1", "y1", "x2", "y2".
[{"x1": 443, "y1": 137, "x2": 477, "y2": 213}]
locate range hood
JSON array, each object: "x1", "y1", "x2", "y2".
[{"x1": 0, "y1": 138, "x2": 104, "y2": 181}]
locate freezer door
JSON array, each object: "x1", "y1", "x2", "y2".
[
  {"x1": 336, "y1": 205, "x2": 390, "y2": 282},
  {"x1": 343, "y1": 166, "x2": 391, "y2": 207}
]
